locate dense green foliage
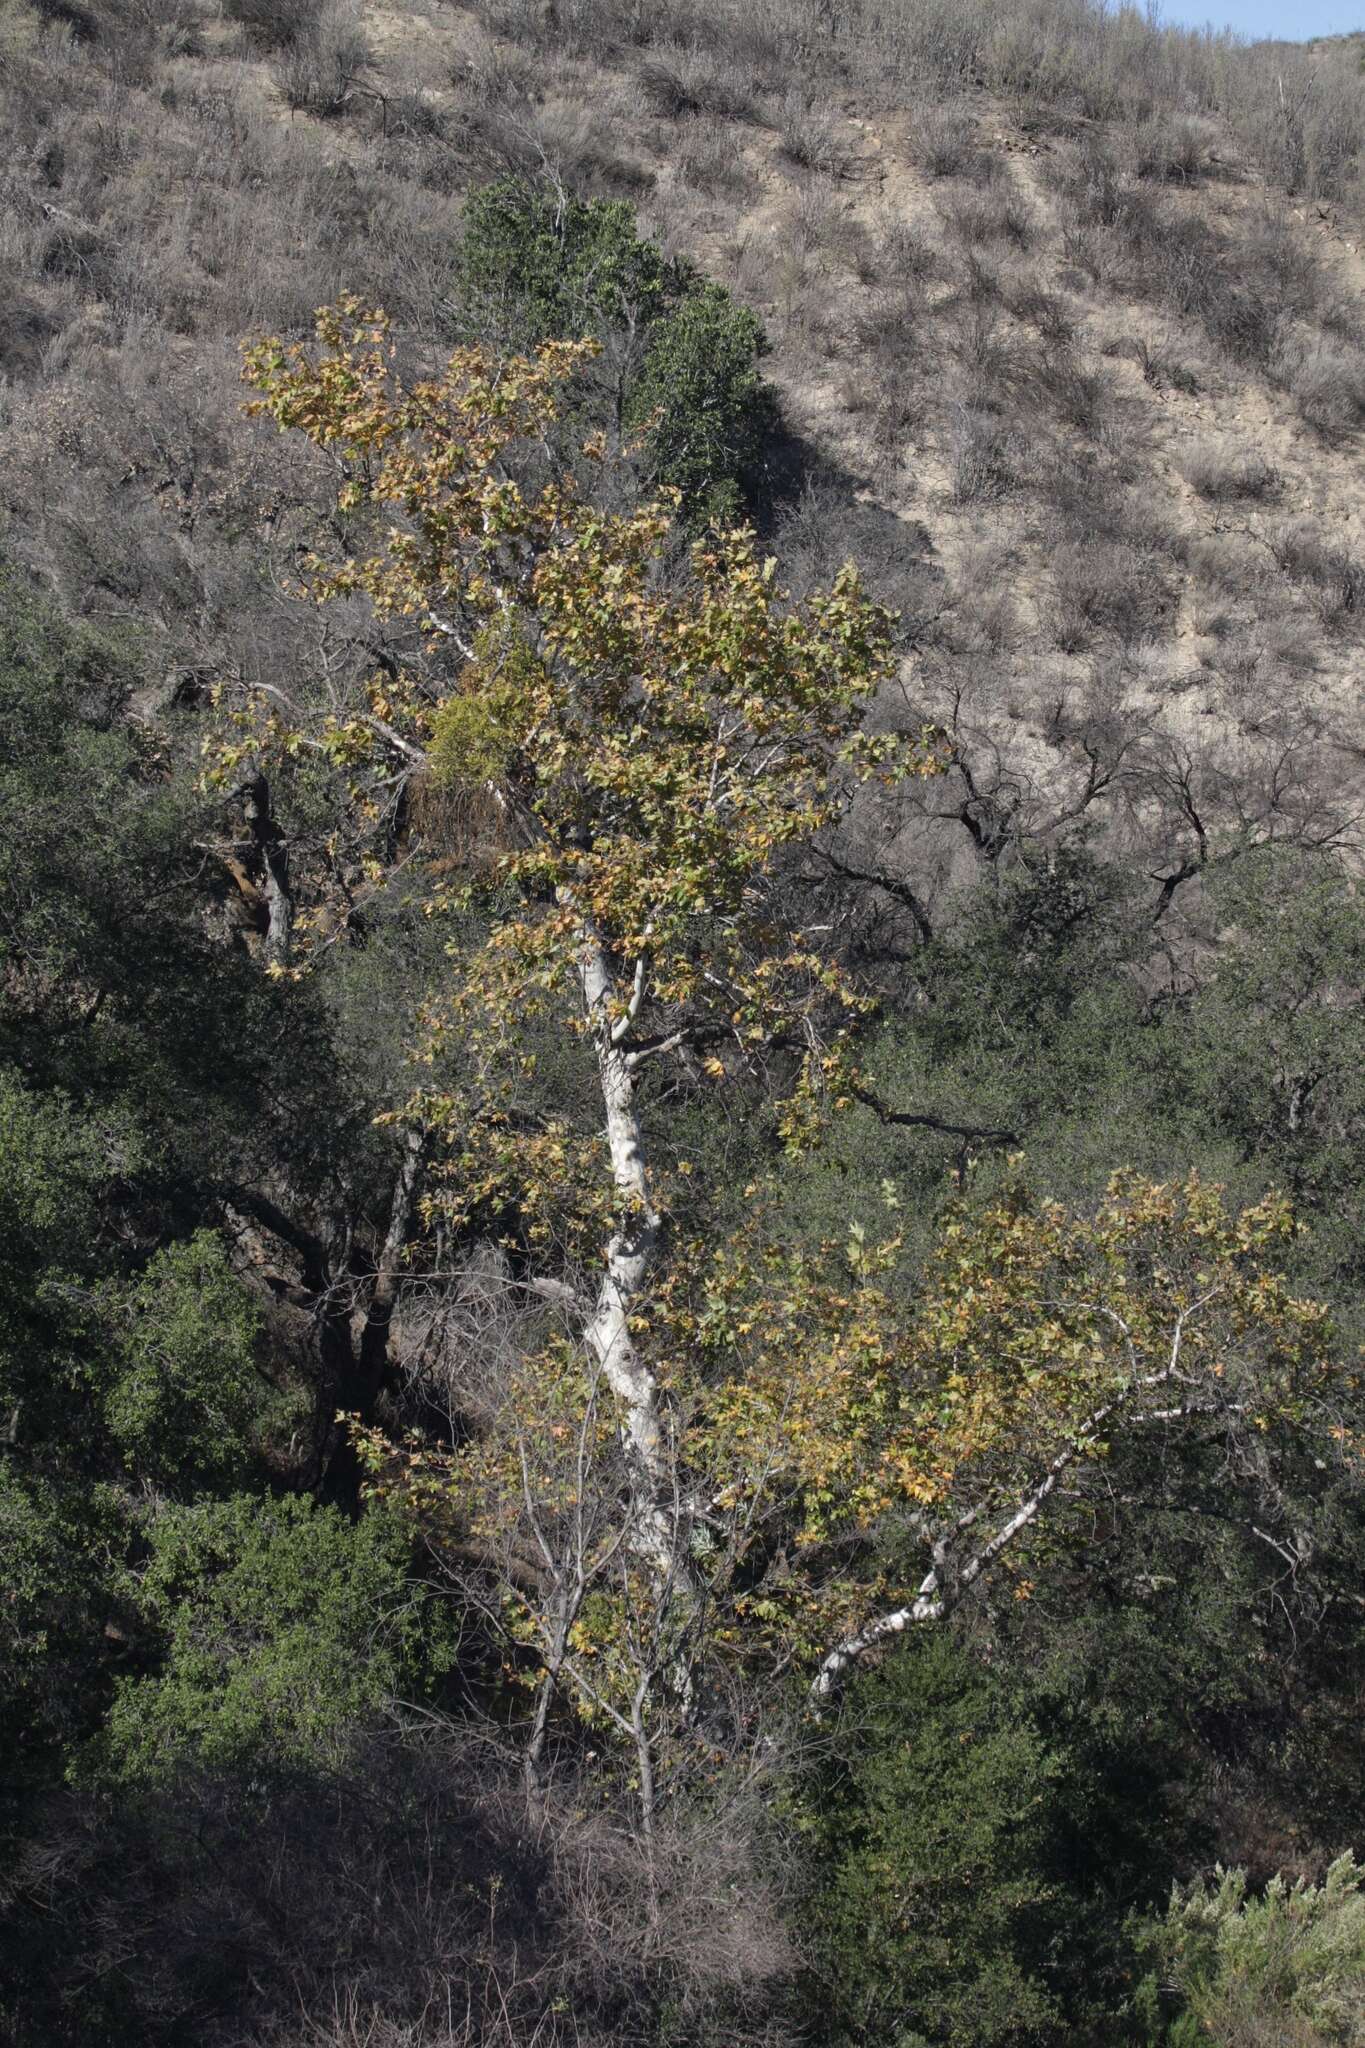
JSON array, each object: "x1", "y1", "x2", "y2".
[
  {"x1": 100, "y1": 1493, "x2": 446, "y2": 1779},
  {"x1": 802, "y1": 1636, "x2": 1097, "y2": 2047},
  {"x1": 455, "y1": 177, "x2": 775, "y2": 522}
]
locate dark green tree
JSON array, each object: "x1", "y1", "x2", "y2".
[
  {"x1": 454, "y1": 176, "x2": 776, "y2": 523},
  {"x1": 800, "y1": 1634, "x2": 1084, "y2": 2048}
]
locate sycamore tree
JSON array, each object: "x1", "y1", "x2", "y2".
[
  {"x1": 233, "y1": 299, "x2": 920, "y2": 1700},
  {"x1": 232, "y1": 305, "x2": 1356, "y2": 1831}
]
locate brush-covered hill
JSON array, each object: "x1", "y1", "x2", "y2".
[{"x1": 6, "y1": 0, "x2": 1365, "y2": 931}]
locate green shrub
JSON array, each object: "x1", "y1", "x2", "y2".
[
  {"x1": 800, "y1": 1634, "x2": 1084, "y2": 2048},
  {"x1": 456, "y1": 175, "x2": 673, "y2": 345},
  {"x1": 100, "y1": 1494, "x2": 449, "y2": 1778},
  {"x1": 1134, "y1": 1855, "x2": 1365, "y2": 2046},
  {"x1": 105, "y1": 1232, "x2": 265, "y2": 1493},
  {"x1": 626, "y1": 280, "x2": 775, "y2": 525},
  {"x1": 455, "y1": 177, "x2": 775, "y2": 524}
]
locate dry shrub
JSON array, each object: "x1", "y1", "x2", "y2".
[
  {"x1": 1187, "y1": 534, "x2": 1263, "y2": 598},
  {"x1": 383, "y1": 89, "x2": 448, "y2": 141},
  {"x1": 272, "y1": 0, "x2": 370, "y2": 116},
  {"x1": 38, "y1": 221, "x2": 113, "y2": 295},
  {"x1": 1058, "y1": 211, "x2": 1109, "y2": 288},
  {"x1": 1131, "y1": 112, "x2": 1216, "y2": 183},
  {"x1": 447, "y1": 27, "x2": 536, "y2": 111},
  {"x1": 1274, "y1": 331, "x2": 1365, "y2": 439},
  {"x1": 913, "y1": 105, "x2": 995, "y2": 181},
  {"x1": 639, "y1": 42, "x2": 761, "y2": 122},
  {"x1": 852, "y1": 278, "x2": 923, "y2": 365},
  {"x1": 1227, "y1": 39, "x2": 1365, "y2": 198},
  {"x1": 1058, "y1": 136, "x2": 1128, "y2": 227},
  {"x1": 774, "y1": 477, "x2": 941, "y2": 627},
  {"x1": 1180, "y1": 441, "x2": 1282, "y2": 504},
  {"x1": 941, "y1": 186, "x2": 1034, "y2": 250},
  {"x1": 775, "y1": 90, "x2": 845, "y2": 173},
  {"x1": 5, "y1": 1736, "x2": 799, "y2": 2048},
  {"x1": 0, "y1": 290, "x2": 62, "y2": 378},
  {"x1": 877, "y1": 220, "x2": 941, "y2": 285},
  {"x1": 474, "y1": 0, "x2": 655, "y2": 61},
  {"x1": 226, "y1": 0, "x2": 320, "y2": 48},
  {"x1": 945, "y1": 539, "x2": 1018, "y2": 651},
  {"x1": 1262, "y1": 617, "x2": 1322, "y2": 676},
  {"x1": 514, "y1": 100, "x2": 656, "y2": 196},
  {"x1": 946, "y1": 297, "x2": 1013, "y2": 384},
  {"x1": 673, "y1": 115, "x2": 752, "y2": 195},
  {"x1": 1005, "y1": 280, "x2": 1074, "y2": 345},
  {"x1": 1022, "y1": 343, "x2": 1106, "y2": 433},
  {"x1": 1274, "y1": 522, "x2": 1365, "y2": 630},
  {"x1": 1133, "y1": 338, "x2": 1200, "y2": 395},
  {"x1": 1051, "y1": 536, "x2": 1173, "y2": 651},
  {"x1": 950, "y1": 403, "x2": 1028, "y2": 504}
]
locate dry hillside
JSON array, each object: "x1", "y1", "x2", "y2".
[{"x1": 4, "y1": 0, "x2": 1365, "y2": 942}]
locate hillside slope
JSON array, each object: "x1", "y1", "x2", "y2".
[{"x1": 4, "y1": 0, "x2": 1365, "y2": 936}]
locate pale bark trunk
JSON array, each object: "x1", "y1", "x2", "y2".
[{"x1": 573, "y1": 924, "x2": 670, "y2": 1506}]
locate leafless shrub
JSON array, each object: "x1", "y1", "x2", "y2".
[
  {"x1": 877, "y1": 220, "x2": 941, "y2": 285},
  {"x1": 673, "y1": 115, "x2": 752, "y2": 195},
  {"x1": 1051, "y1": 537, "x2": 1174, "y2": 651},
  {"x1": 0, "y1": 290, "x2": 62, "y2": 378},
  {"x1": 447, "y1": 27, "x2": 536, "y2": 110},
  {"x1": 1133, "y1": 338, "x2": 1200, "y2": 395},
  {"x1": 519, "y1": 100, "x2": 656, "y2": 196},
  {"x1": 1274, "y1": 331, "x2": 1365, "y2": 439},
  {"x1": 950, "y1": 403, "x2": 1027, "y2": 503},
  {"x1": 1023, "y1": 343, "x2": 1106, "y2": 433},
  {"x1": 381, "y1": 88, "x2": 448, "y2": 141},
  {"x1": 1180, "y1": 441, "x2": 1283, "y2": 503},
  {"x1": 1187, "y1": 534, "x2": 1263, "y2": 598},
  {"x1": 941, "y1": 185, "x2": 1034, "y2": 250},
  {"x1": 948, "y1": 254, "x2": 1005, "y2": 321},
  {"x1": 38, "y1": 220, "x2": 112, "y2": 294},
  {"x1": 1227, "y1": 42, "x2": 1365, "y2": 198},
  {"x1": 226, "y1": 0, "x2": 319, "y2": 48},
  {"x1": 475, "y1": 0, "x2": 655, "y2": 61},
  {"x1": 272, "y1": 0, "x2": 370, "y2": 116},
  {"x1": 775, "y1": 478, "x2": 942, "y2": 628},
  {"x1": 852, "y1": 279, "x2": 922, "y2": 362},
  {"x1": 775, "y1": 90, "x2": 844, "y2": 172},
  {"x1": 9, "y1": 1726, "x2": 801, "y2": 2048},
  {"x1": 1061, "y1": 137, "x2": 1128, "y2": 227},
  {"x1": 913, "y1": 105, "x2": 995, "y2": 181},
  {"x1": 945, "y1": 539, "x2": 1018, "y2": 651},
  {"x1": 1273, "y1": 522, "x2": 1365, "y2": 630},
  {"x1": 1033, "y1": 453, "x2": 1127, "y2": 544},
  {"x1": 640, "y1": 44, "x2": 760, "y2": 123},
  {"x1": 1262, "y1": 616, "x2": 1323, "y2": 676},
  {"x1": 1005, "y1": 280, "x2": 1074, "y2": 344},
  {"x1": 1059, "y1": 211, "x2": 1109, "y2": 287},
  {"x1": 1137, "y1": 215, "x2": 1284, "y2": 367},
  {"x1": 867, "y1": 384, "x2": 923, "y2": 478},
  {"x1": 1132, "y1": 112, "x2": 1216, "y2": 183}
]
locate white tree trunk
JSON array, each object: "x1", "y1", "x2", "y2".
[{"x1": 573, "y1": 929, "x2": 671, "y2": 1540}]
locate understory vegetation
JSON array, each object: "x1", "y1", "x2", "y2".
[{"x1": 4, "y1": 1, "x2": 1365, "y2": 2044}]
